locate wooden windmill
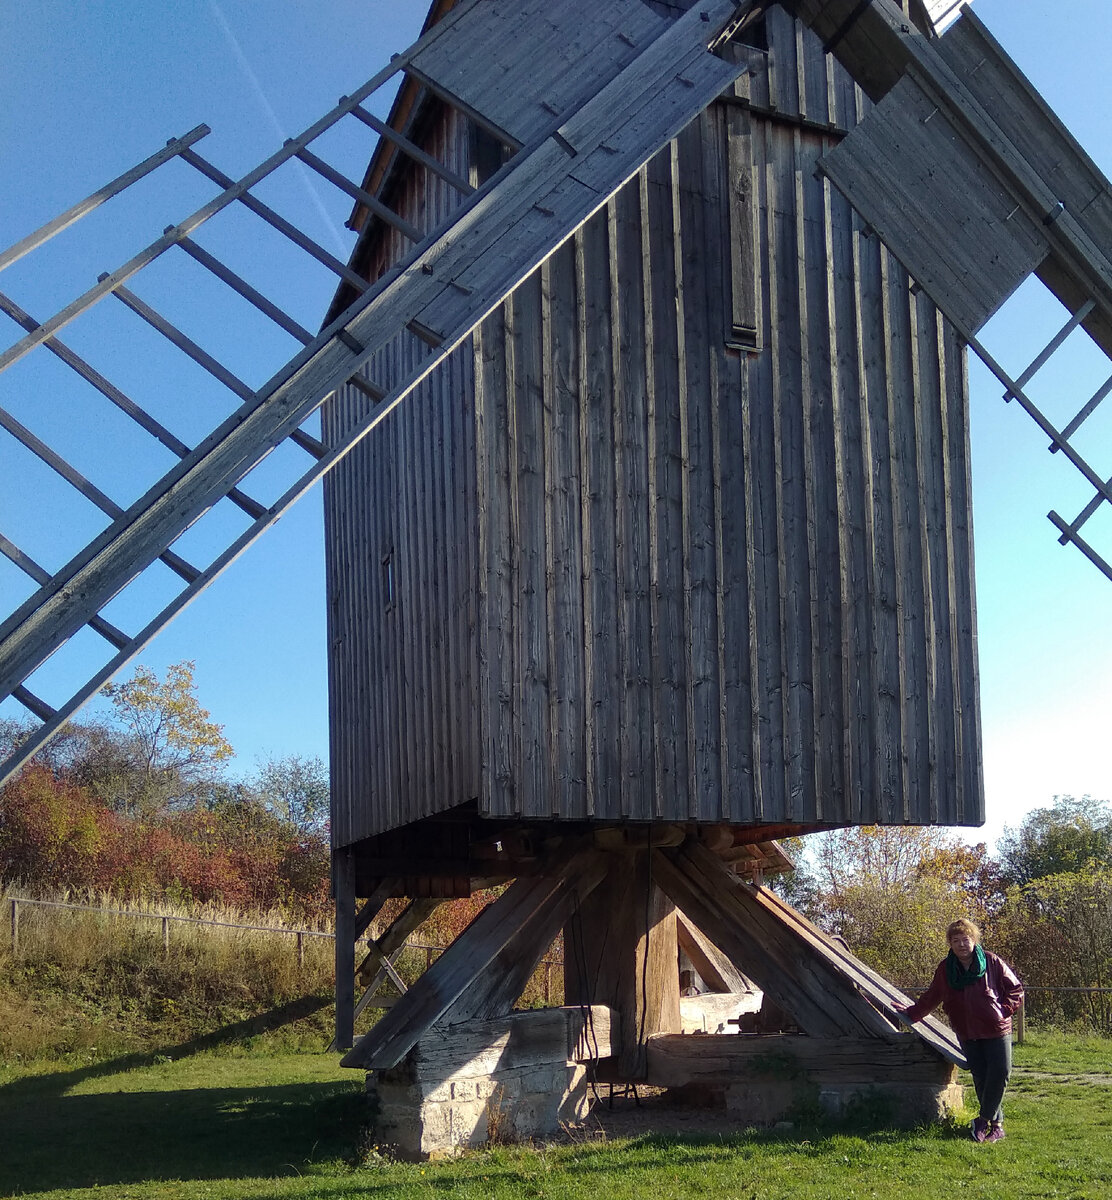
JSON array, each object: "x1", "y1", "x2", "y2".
[{"x1": 3, "y1": 0, "x2": 1112, "y2": 1154}]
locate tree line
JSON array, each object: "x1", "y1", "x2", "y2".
[
  {"x1": 1, "y1": 661, "x2": 331, "y2": 920},
  {"x1": 4, "y1": 662, "x2": 1111, "y2": 1030},
  {"x1": 778, "y1": 796, "x2": 1112, "y2": 1031}
]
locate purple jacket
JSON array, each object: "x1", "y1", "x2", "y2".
[{"x1": 904, "y1": 951, "x2": 1024, "y2": 1041}]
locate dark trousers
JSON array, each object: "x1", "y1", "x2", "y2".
[{"x1": 959, "y1": 1035, "x2": 1012, "y2": 1124}]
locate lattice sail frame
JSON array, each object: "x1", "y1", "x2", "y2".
[
  {"x1": 2, "y1": 0, "x2": 1112, "y2": 791},
  {"x1": 0, "y1": 0, "x2": 748, "y2": 786}
]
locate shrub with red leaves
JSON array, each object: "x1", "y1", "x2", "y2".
[{"x1": 0, "y1": 763, "x2": 330, "y2": 918}]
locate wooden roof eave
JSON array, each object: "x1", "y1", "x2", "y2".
[{"x1": 323, "y1": 0, "x2": 460, "y2": 327}]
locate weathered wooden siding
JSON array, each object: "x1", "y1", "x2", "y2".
[
  {"x1": 323, "y1": 5, "x2": 984, "y2": 845},
  {"x1": 323, "y1": 106, "x2": 483, "y2": 848}
]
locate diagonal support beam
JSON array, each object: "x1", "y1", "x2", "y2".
[
  {"x1": 341, "y1": 845, "x2": 609, "y2": 1071},
  {"x1": 651, "y1": 840, "x2": 901, "y2": 1040}
]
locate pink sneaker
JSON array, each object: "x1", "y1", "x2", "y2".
[
  {"x1": 971, "y1": 1118, "x2": 988, "y2": 1142},
  {"x1": 985, "y1": 1123, "x2": 1005, "y2": 1143}
]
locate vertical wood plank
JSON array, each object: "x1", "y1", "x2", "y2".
[
  {"x1": 610, "y1": 188, "x2": 656, "y2": 821},
  {"x1": 334, "y1": 847, "x2": 356, "y2": 1050},
  {"x1": 579, "y1": 214, "x2": 621, "y2": 818}
]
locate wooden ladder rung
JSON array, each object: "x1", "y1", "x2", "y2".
[
  {"x1": 106, "y1": 280, "x2": 255, "y2": 402},
  {"x1": 1048, "y1": 512, "x2": 1112, "y2": 583},
  {"x1": 1054, "y1": 369, "x2": 1112, "y2": 450},
  {"x1": 0, "y1": 288, "x2": 269, "y2": 523},
  {"x1": 1004, "y1": 299, "x2": 1096, "y2": 401},
  {"x1": 178, "y1": 148, "x2": 372, "y2": 295},
  {"x1": 12, "y1": 685, "x2": 56, "y2": 722},
  {"x1": 293, "y1": 146, "x2": 423, "y2": 244},
  {"x1": 0, "y1": 534, "x2": 130, "y2": 649},
  {"x1": 0, "y1": 126, "x2": 210, "y2": 276},
  {"x1": 175, "y1": 237, "x2": 315, "y2": 345},
  {"x1": 348, "y1": 101, "x2": 474, "y2": 196}
]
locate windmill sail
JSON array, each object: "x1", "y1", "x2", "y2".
[
  {"x1": 0, "y1": 0, "x2": 745, "y2": 785},
  {"x1": 788, "y1": 0, "x2": 1112, "y2": 580}
]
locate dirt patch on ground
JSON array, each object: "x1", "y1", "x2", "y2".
[{"x1": 556, "y1": 1085, "x2": 776, "y2": 1143}]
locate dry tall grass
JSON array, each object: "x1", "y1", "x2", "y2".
[
  {"x1": 1, "y1": 884, "x2": 336, "y2": 1061},
  {"x1": 1, "y1": 885, "x2": 564, "y2": 1062}
]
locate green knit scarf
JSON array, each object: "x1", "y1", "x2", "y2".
[{"x1": 946, "y1": 944, "x2": 987, "y2": 989}]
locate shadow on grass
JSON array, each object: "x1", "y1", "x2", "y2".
[{"x1": 0, "y1": 995, "x2": 370, "y2": 1195}]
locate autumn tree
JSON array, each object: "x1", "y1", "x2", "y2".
[
  {"x1": 252, "y1": 753, "x2": 329, "y2": 835},
  {"x1": 94, "y1": 661, "x2": 234, "y2": 816},
  {"x1": 789, "y1": 826, "x2": 1002, "y2": 984}
]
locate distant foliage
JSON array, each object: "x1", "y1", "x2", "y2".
[
  {"x1": 97, "y1": 660, "x2": 234, "y2": 816},
  {"x1": 0, "y1": 762, "x2": 330, "y2": 918},
  {"x1": 997, "y1": 795, "x2": 1112, "y2": 886},
  {"x1": 784, "y1": 826, "x2": 1006, "y2": 983},
  {"x1": 995, "y1": 866, "x2": 1112, "y2": 1032},
  {"x1": 0, "y1": 662, "x2": 329, "y2": 919}
]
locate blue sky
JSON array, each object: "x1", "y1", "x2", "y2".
[{"x1": 1, "y1": 0, "x2": 1109, "y2": 846}]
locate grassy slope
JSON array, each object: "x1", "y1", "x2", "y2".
[{"x1": 1, "y1": 1033, "x2": 1110, "y2": 1200}]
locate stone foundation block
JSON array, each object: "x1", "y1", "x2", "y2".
[{"x1": 367, "y1": 1006, "x2": 614, "y2": 1160}]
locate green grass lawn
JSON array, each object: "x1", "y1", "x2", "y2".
[{"x1": 2, "y1": 1033, "x2": 1110, "y2": 1200}]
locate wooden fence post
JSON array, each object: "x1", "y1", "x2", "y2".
[
  {"x1": 162, "y1": 916, "x2": 170, "y2": 956},
  {"x1": 10, "y1": 899, "x2": 18, "y2": 955},
  {"x1": 297, "y1": 931, "x2": 305, "y2": 970}
]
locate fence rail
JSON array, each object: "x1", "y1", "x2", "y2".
[
  {"x1": 5, "y1": 895, "x2": 564, "y2": 983},
  {"x1": 7, "y1": 898, "x2": 1108, "y2": 1033}
]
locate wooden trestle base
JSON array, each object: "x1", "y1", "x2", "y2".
[{"x1": 339, "y1": 834, "x2": 964, "y2": 1155}]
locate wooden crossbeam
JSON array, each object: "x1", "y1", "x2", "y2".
[
  {"x1": 179, "y1": 148, "x2": 372, "y2": 295},
  {"x1": 348, "y1": 102, "x2": 474, "y2": 197},
  {"x1": 755, "y1": 883, "x2": 964, "y2": 1066},
  {"x1": 646, "y1": 1034, "x2": 957, "y2": 1089},
  {"x1": 0, "y1": 126, "x2": 210, "y2": 275},
  {"x1": 293, "y1": 146, "x2": 423, "y2": 244},
  {"x1": 341, "y1": 845, "x2": 608, "y2": 1070},
  {"x1": 0, "y1": 288, "x2": 268, "y2": 522},
  {"x1": 356, "y1": 897, "x2": 443, "y2": 992},
  {"x1": 0, "y1": 535, "x2": 129, "y2": 650},
  {"x1": 0, "y1": 402, "x2": 199, "y2": 585},
  {"x1": 176, "y1": 237, "x2": 316, "y2": 345}
]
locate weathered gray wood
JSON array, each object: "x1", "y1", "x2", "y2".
[
  {"x1": 342, "y1": 846, "x2": 607, "y2": 1070},
  {"x1": 409, "y1": 0, "x2": 665, "y2": 146},
  {"x1": 0, "y1": 2, "x2": 745, "y2": 755},
  {"x1": 404, "y1": 1006, "x2": 615, "y2": 1080},
  {"x1": 675, "y1": 911, "x2": 757, "y2": 996},
  {"x1": 180, "y1": 148, "x2": 371, "y2": 294},
  {"x1": 334, "y1": 848, "x2": 357, "y2": 1051},
  {"x1": 442, "y1": 851, "x2": 608, "y2": 1024},
  {"x1": 356, "y1": 896, "x2": 442, "y2": 990},
  {"x1": 324, "y1": 2, "x2": 981, "y2": 840},
  {"x1": 646, "y1": 1033, "x2": 957, "y2": 1088},
  {"x1": 349, "y1": 103, "x2": 474, "y2": 196},
  {"x1": 0, "y1": 126, "x2": 210, "y2": 275},
  {"x1": 653, "y1": 841, "x2": 900, "y2": 1040},
  {"x1": 295, "y1": 146, "x2": 423, "y2": 244},
  {"x1": 755, "y1": 884, "x2": 965, "y2": 1066},
  {"x1": 176, "y1": 236, "x2": 314, "y2": 344},
  {"x1": 564, "y1": 852, "x2": 680, "y2": 1078}
]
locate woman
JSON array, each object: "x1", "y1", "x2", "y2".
[{"x1": 894, "y1": 918, "x2": 1024, "y2": 1143}]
